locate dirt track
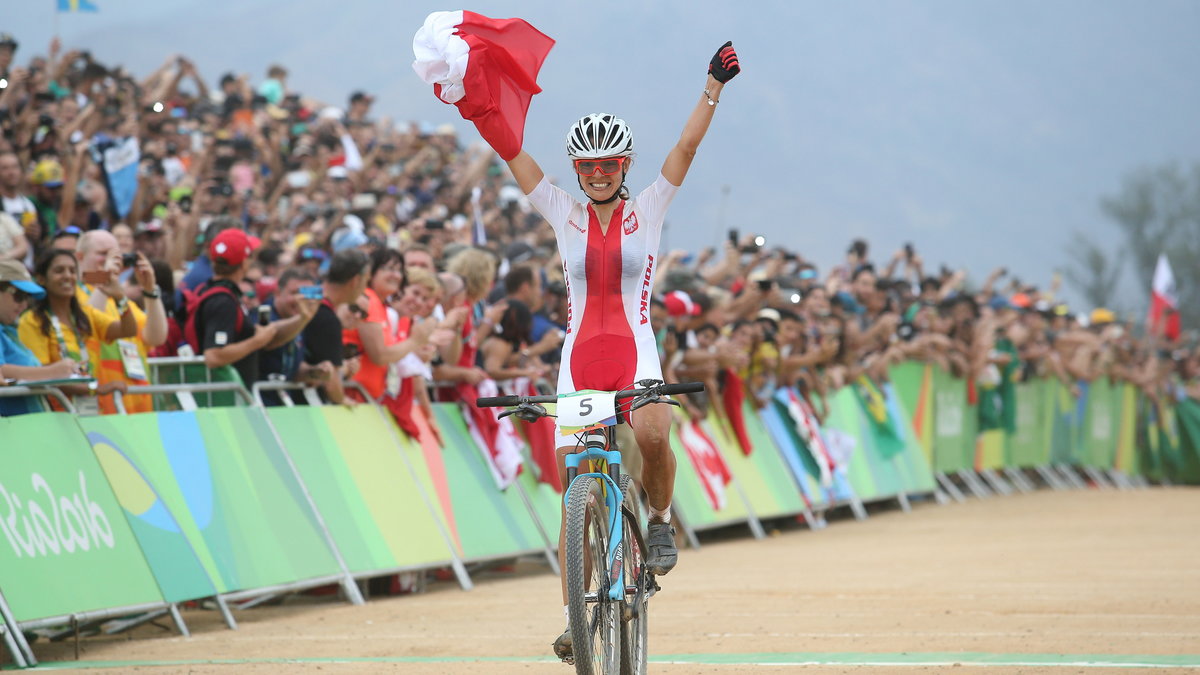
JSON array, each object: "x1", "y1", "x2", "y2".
[{"x1": 10, "y1": 487, "x2": 1200, "y2": 673}]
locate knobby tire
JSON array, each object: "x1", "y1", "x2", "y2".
[
  {"x1": 618, "y1": 475, "x2": 649, "y2": 675},
  {"x1": 565, "y1": 476, "x2": 620, "y2": 674}
]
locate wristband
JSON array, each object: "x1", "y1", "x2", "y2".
[
  {"x1": 703, "y1": 89, "x2": 719, "y2": 106},
  {"x1": 143, "y1": 286, "x2": 161, "y2": 300},
  {"x1": 116, "y1": 297, "x2": 130, "y2": 315}
]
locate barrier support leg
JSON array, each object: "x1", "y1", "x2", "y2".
[
  {"x1": 0, "y1": 622, "x2": 27, "y2": 668},
  {"x1": 731, "y1": 479, "x2": 766, "y2": 539},
  {"x1": 895, "y1": 491, "x2": 912, "y2": 513},
  {"x1": 956, "y1": 469, "x2": 993, "y2": 499},
  {"x1": 100, "y1": 608, "x2": 171, "y2": 636},
  {"x1": 1035, "y1": 465, "x2": 1067, "y2": 490},
  {"x1": 0, "y1": 588, "x2": 35, "y2": 666},
  {"x1": 671, "y1": 506, "x2": 701, "y2": 551},
  {"x1": 847, "y1": 493, "x2": 869, "y2": 521},
  {"x1": 235, "y1": 593, "x2": 278, "y2": 610},
  {"x1": 514, "y1": 480, "x2": 560, "y2": 575},
  {"x1": 979, "y1": 468, "x2": 1015, "y2": 496},
  {"x1": 1055, "y1": 464, "x2": 1088, "y2": 489},
  {"x1": 1003, "y1": 467, "x2": 1036, "y2": 493},
  {"x1": 1105, "y1": 469, "x2": 1131, "y2": 490},
  {"x1": 935, "y1": 472, "x2": 967, "y2": 503},
  {"x1": 1081, "y1": 466, "x2": 1113, "y2": 489},
  {"x1": 168, "y1": 604, "x2": 189, "y2": 638},
  {"x1": 214, "y1": 595, "x2": 238, "y2": 630}
]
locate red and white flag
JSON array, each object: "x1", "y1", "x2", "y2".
[
  {"x1": 677, "y1": 420, "x2": 732, "y2": 511},
  {"x1": 1147, "y1": 253, "x2": 1181, "y2": 341},
  {"x1": 412, "y1": 10, "x2": 555, "y2": 160},
  {"x1": 459, "y1": 379, "x2": 524, "y2": 491}
]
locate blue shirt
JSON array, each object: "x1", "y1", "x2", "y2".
[
  {"x1": 0, "y1": 322, "x2": 44, "y2": 416},
  {"x1": 177, "y1": 255, "x2": 214, "y2": 307}
]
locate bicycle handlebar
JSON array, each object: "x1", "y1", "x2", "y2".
[{"x1": 476, "y1": 381, "x2": 705, "y2": 409}]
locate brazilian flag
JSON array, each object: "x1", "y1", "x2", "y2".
[{"x1": 853, "y1": 375, "x2": 905, "y2": 459}]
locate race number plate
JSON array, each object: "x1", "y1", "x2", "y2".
[{"x1": 556, "y1": 389, "x2": 618, "y2": 432}]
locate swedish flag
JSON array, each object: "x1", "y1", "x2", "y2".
[{"x1": 57, "y1": 0, "x2": 99, "y2": 12}]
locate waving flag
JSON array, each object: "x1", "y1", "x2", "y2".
[
  {"x1": 412, "y1": 10, "x2": 555, "y2": 160},
  {"x1": 92, "y1": 136, "x2": 139, "y2": 219},
  {"x1": 1147, "y1": 254, "x2": 1181, "y2": 341},
  {"x1": 720, "y1": 368, "x2": 754, "y2": 456},
  {"x1": 777, "y1": 387, "x2": 834, "y2": 488},
  {"x1": 459, "y1": 379, "x2": 524, "y2": 490},
  {"x1": 677, "y1": 419, "x2": 731, "y2": 511},
  {"x1": 58, "y1": 0, "x2": 99, "y2": 11}
]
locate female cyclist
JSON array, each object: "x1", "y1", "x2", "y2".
[{"x1": 499, "y1": 42, "x2": 740, "y2": 658}]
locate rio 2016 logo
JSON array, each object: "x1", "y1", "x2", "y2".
[{"x1": 0, "y1": 472, "x2": 115, "y2": 559}]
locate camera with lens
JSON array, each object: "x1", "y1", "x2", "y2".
[
  {"x1": 207, "y1": 182, "x2": 234, "y2": 197},
  {"x1": 121, "y1": 252, "x2": 138, "y2": 268}
]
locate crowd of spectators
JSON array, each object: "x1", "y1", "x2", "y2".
[{"x1": 1, "y1": 34, "x2": 1197, "y2": 424}]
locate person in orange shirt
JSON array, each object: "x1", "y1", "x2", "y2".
[{"x1": 343, "y1": 248, "x2": 446, "y2": 401}]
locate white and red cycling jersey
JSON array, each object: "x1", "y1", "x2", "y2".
[{"x1": 526, "y1": 173, "x2": 678, "y2": 401}]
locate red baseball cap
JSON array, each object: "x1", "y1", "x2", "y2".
[
  {"x1": 663, "y1": 290, "x2": 702, "y2": 318},
  {"x1": 209, "y1": 229, "x2": 261, "y2": 266}
]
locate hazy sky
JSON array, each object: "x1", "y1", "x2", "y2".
[{"x1": 10, "y1": 0, "x2": 1200, "y2": 310}]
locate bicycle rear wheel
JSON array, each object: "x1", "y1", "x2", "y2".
[
  {"x1": 565, "y1": 475, "x2": 621, "y2": 674},
  {"x1": 619, "y1": 475, "x2": 649, "y2": 675}
]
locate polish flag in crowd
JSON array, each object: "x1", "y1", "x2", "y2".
[
  {"x1": 412, "y1": 10, "x2": 555, "y2": 160},
  {"x1": 1147, "y1": 254, "x2": 1181, "y2": 341},
  {"x1": 460, "y1": 379, "x2": 524, "y2": 491}
]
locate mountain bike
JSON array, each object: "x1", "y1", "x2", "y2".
[{"x1": 478, "y1": 379, "x2": 704, "y2": 674}]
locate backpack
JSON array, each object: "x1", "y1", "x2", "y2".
[{"x1": 181, "y1": 282, "x2": 244, "y2": 354}]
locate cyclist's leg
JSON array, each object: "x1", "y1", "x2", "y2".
[
  {"x1": 628, "y1": 402, "x2": 679, "y2": 574},
  {"x1": 627, "y1": 402, "x2": 674, "y2": 514},
  {"x1": 615, "y1": 422, "x2": 642, "y2": 485}
]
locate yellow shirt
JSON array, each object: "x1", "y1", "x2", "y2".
[
  {"x1": 17, "y1": 304, "x2": 116, "y2": 369},
  {"x1": 76, "y1": 284, "x2": 153, "y2": 414}
]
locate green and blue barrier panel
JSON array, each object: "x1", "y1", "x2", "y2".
[{"x1": 3, "y1": 362, "x2": 1199, "y2": 668}]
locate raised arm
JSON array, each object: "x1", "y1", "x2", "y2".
[
  {"x1": 507, "y1": 151, "x2": 545, "y2": 195},
  {"x1": 661, "y1": 42, "x2": 740, "y2": 187}
]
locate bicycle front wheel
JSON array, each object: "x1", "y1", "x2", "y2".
[
  {"x1": 619, "y1": 475, "x2": 649, "y2": 675},
  {"x1": 565, "y1": 475, "x2": 621, "y2": 674}
]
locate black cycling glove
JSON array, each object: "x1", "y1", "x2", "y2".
[{"x1": 708, "y1": 41, "x2": 740, "y2": 83}]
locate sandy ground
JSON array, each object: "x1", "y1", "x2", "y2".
[{"x1": 6, "y1": 487, "x2": 1199, "y2": 674}]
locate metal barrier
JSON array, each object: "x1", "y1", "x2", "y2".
[
  {"x1": 250, "y1": 380, "x2": 325, "y2": 408},
  {"x1": 146, "y1": 356, "x2": 243, "y2": 409},
  {"x1": 113, "y1": 382, "x2": 255, "y2": 414},
  {"x1": 0, "y1": 385, "x2": 77, "y2": 414}
]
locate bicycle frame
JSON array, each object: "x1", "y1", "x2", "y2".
[{"x1": 562, "y1": 426, "x2": 628, "y2": 602}]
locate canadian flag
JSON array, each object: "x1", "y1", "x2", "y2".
[
  {"x1": 412, "y1": 10, "x2": 555, "y2": 161},
  {"x1": 1147, "y1": 254, "x2": 1181, "y2": 341},
  {"x1": 677, "y1": 420, "x2": 732, "y2": 511}
]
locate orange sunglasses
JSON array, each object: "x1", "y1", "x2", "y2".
[{"x1": 573, "y1": 157, "x2": 626, "y2": 176}]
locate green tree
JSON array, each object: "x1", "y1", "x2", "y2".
[
  {"x1": 1063, "y1": 232, "x2": 1123, "y2": 313},
  {"x1": 1100, "y1": 162, "x2": 1200, "y2": 330}
]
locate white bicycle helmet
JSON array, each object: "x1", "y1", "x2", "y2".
[{"x1": 565, "y1": 113, "x2": 633, "y2": 159}]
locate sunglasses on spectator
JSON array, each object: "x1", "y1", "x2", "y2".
[
  {"x1": 573, "y1": 157, "x2": 626, "y2": 176},
  {"x1": 3, "y1": 286, "x2": 32, "y2": 303}
]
